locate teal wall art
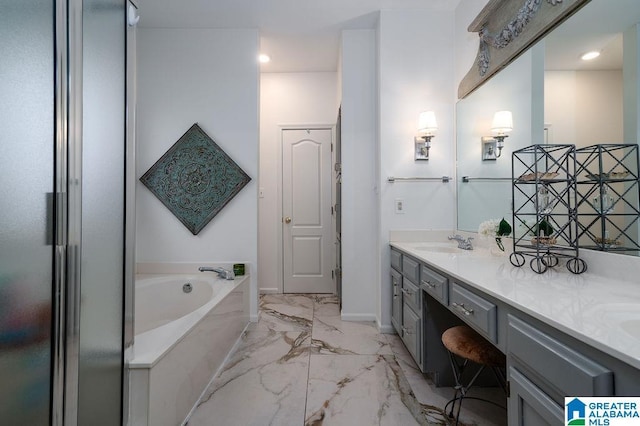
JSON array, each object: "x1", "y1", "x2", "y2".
[{"x1": 140, "y1": 123, "x2": 251, "y2": 235}]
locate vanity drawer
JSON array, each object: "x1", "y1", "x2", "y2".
[
  {"x1": 449, "y1": 282, "x2": 497, "y2": 343},
  {"x1": 402, "y1": 275, "x2": 421, "y2": 313},
  {"x1": 391, "y1": 249, "x2": 402, "y2": 272},
  {"x1": 402, "y1": 256, "x2": 420, "y2": 283},
  {"x1": 420, "y1": 265, "x2": 448, "y2": 304},
  {"x1": 508, "y1": 315, "x2": 613, "y2": 397}
]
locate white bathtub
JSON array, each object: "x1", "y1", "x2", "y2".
[{"x1": 129, "y1": 273, "x2": 249, "y2": 426}]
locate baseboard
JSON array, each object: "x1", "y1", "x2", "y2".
[
  {"x1": 259, "y1": 287, "x2": 279, "y2": 294},
  {"x1": 377, "y1": 322, "x2": 396, "y2": 334},
  {"x1": 340, "y1": 313, "x2": 377, "y2": 322}
]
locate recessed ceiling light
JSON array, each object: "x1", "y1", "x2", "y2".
[
  {"x1": 258, "y1": 54, "x2": 271, "y2": 64},
  {"x1": 581, "y1": 51, "x2": 600, "y2": 61}
]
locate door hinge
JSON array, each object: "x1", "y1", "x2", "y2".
[
  {"x1": 331, "y1": 143, "x2": 334, "y2": 153},
  {"x1": 332, "y1": 270, "x2": 335, "y2": 279},
  {"x1": 331, "y1": 206, "x2": 334, "y2": 215}
]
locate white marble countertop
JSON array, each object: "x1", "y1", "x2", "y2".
[{"x1": 390, "y1": 234, "x2": 640, "y2": 370}]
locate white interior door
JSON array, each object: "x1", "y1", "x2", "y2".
[{"x1": 282, "y1": 128, "x2": 334, "y2": 293}]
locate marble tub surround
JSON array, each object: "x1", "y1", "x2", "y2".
[
  {"x1": 390, "y1": 231, "x2": 640, "y2": 370},
  {"x1": 186, "y1": 293, "x2": 504, "y2": 426},
  {"x1": 132, "y1": 274, "x2": 249, "y2": 367},
  {"x1": 130, "y1": 273, "x2": 250, "y2": 426}
]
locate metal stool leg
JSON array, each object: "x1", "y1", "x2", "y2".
[
  {"x1": 445, "y1": 350, "x2": 492, "y2": 425},
  {"x1": 441, "y1": 326, "x2": 508, "y2": 425}
]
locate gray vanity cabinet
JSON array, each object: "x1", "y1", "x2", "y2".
[
  {"x1": 402, "y1": 301, "x2": 422, "y2": 364},
  {"x1": 390, "y1": 248, "x2": 423, "y2": 370},
  {"x1": 401, "y1": 255, "x2": 423, "y2": 369},
  {"x1": 449, "y1": 282, "x2": 498, "y2": 343},
  {"x1": 507, "y1": 315, "x2": 613, "y2": 426},
  {"x1": 391, "y1": 268, "x2": 402, "y2": 333},
  {"x1": 390, "y1": 244, "x2": 640, "y2": 426},
  {"x1": 508, "y1": 367, "x2": 564, "y2": 425},
  {"x1": 390, "y1": 249, "x2": 403, "y2": 334}
]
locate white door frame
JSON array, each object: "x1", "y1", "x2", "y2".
[{"x1": 276, "y1": 124, "x2": 336, "y2": 293}]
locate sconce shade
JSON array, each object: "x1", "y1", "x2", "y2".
[
  {"x1": 418, "y1": 111, "x2": 438, "y2": 135},
  {"x1": 491, "y1": 111, "x2": 513, "y2": 134}
]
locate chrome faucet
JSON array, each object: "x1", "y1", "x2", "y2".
[
  {"x1": 198, "y1": 266, "x2": 235, "y2": 280},
  {"x1": 448, "y1": 234, "x2": 474, "y2": 250}
]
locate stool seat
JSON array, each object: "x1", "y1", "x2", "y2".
[{"x1": 442, "y1": 325, "x2": 505, "y2": 368}]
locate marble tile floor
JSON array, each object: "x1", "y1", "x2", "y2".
[{"x1": 186, "y1": 294, "x2": 506, "y2": 426}]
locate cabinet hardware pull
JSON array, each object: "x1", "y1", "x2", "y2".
[
  {"x1": 401, "y1": 326, "x2": 414, "y2": 335},
  {"x1": 452, "y1": 302, "x2": 474, "y2": 316},
  {"x1": 401, "y1": 288, "x2": 413, "y2": 296},
  {"x1": 421, "y1": 279, "x2": 436, "y2": 289}
]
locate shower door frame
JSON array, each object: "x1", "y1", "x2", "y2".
[
  {"x1": 52, "y1": 0, "x2": 83, "y2": 424},
  {"x1": 48, "y1": 1, "x2": 132, "y2": 424}
]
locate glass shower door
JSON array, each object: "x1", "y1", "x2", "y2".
[{"x1": 0, "y1": 1, "x2": 55, "y2": 424}]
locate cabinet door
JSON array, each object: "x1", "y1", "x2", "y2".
[
  {"x1": 391, "y1": 249, "x2": 402, "y2": 272},
  {"x1": 508, "y1": 367, "x2": 564, "y2": 426},
  {"x1": 402, "y1": 275, "x2": 421, "y2": 313},
  {"x1": 402, "y1": 303, "x2": 422, "y2": 366},
  {"x1": 391, "y1": 269, "x2": 402, "y2": 334}
]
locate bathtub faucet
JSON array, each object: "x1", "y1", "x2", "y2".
[{"x1": 198, "y1": 266, "x2": 235, "y2": 280}]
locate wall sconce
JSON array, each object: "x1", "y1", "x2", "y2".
[
  {"x1": 415, "y1": 111, "x2": 437, "y2": 161},
  {"x1": 482, "y1": 110, "x2": 512, "y2": 161}
]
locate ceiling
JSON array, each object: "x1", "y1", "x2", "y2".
[
  {"x1": 136, "y1": 0, "x2": 461, "y2": 73},
  {"x1": 544, "y1": 0, "x2": 640, "y2": 71}
]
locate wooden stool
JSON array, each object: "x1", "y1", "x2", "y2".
[{"x1": 441, "y1": 325, "x2": 507, "y2": 425}]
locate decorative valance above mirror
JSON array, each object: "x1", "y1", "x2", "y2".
[
  {"x1": 458, "y1": 0, "x2": 591, "y2": 99},
  {"x1": 456, "y1": 0, "x2": 640, "y2": 256}
]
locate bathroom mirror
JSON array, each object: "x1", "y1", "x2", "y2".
[{"x1": 456, "y1": 0, "x2": 640, "y2": 255}]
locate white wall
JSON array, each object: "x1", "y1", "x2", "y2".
[
  {"x1": 340, "y1": 29, "x2": 379, "y2": 321},
  {"x1": 377, "y1": 9, "x2": 457, "y2": 329},
  {"x1": 456, "y1": 48, "x2": 544, "y2": 231},
  {"x1": 545, "y1": 70, "x2": 623, "y2": 146},
  {"x1": 624, "y1": 24, "x2": 640, "y2": 244},
  {"x1": 624, "y1": 24, "x2": 640, "y2": 145},
  {"x1": 136, "y1": 28, "x2": 260, "y2": 317},
  {"x1": 455, "y1": 0, "x2": 489, "y2": 96},
  {"x1": 258, "y1": 72, "x2": 338, "y2": 293}
]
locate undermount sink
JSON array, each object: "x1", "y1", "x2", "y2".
[
  {"x1": 620, "y1": 319, "x2": 640, "y2": 339},
  {"x1": 413, "y1": 244, "x2": 461, "y2": 253}
]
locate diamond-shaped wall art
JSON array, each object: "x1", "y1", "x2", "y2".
[{"x1": 140, "y1": 123, "x2": 251, "y2": 235}]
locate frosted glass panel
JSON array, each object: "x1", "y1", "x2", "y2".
[
  {"x1": 78, "y1": 0, "x2": 125, "y2": 424},
  {"x1": 0, "y1": 1, "x2": 54, "y2": 424}
]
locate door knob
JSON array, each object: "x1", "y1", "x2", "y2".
[{"x1": 284, "y1": 216, "x2": 292, "y2": 224}]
